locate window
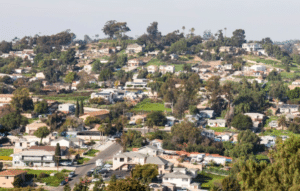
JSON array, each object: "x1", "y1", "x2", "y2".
[
  {"x1": 5, "y1": 176, "x2": 9, "y2": 179},
  {"x1": 182, "y1": 178, "x2": 188, "y2": 182},
  {"x1": 15, "y1": 161, "x2": 20, "y2": 164},
  {"x1": 164, "y1": 178, "x2": 168, "y2": 181},
  {"x1": 120, "y1": 158, "x2": 124, "y2": 162}
]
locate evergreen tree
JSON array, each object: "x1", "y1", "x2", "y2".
[
  {"x1": 75, "y1": 99, "x2": 79, "y2": 117},
  {"x1": 80, "y1": 99, "x2": 84, "y2": 115},
  {"x1": 55, "y1": 143, "x2": 61, "y2": 165},
  {"x1": 64, "y1": 183, "x2": 71, "y2": 191}
]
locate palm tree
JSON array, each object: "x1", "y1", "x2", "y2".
[
  {"x1": 278, "y1": 115, "x2": 287, "y2": 130},
  {"x1": 182, "y1": 26, "x2": 185, "y2": 37},
  {"x1": 224, "y1": 27, "x2": 227, "y2": 37},
  {"x1": 190, "y1": 28, "x2": 195, "y2": 37}
]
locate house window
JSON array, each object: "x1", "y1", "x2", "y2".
[
  {"x1": 20, "y1": 143, "x2": 22, "y2": 147},
  {"x1": 5, "y1": 176, "x2": 9, "y2": 179},
  {"x1": 15, "y1": 161, "x2": 20, "y2": 164},
  {"x1": 164, "y1": 178, "x2": 168, "y2": 181},
  {"x1": 120, "y1": 158, "x2": 124, "y2": 162},
  {"x1": 182, "y1": 178, "x2": 188, "y2": 181}
]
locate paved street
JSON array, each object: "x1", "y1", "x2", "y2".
[{"x1": 53, "y1": 142, "x2": 122, "y2": 191}]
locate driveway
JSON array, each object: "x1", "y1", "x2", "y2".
[{"x1": 52, "y1": 142, "x2": 122, "y2": 191}]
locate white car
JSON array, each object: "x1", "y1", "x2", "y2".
[
  {"x1": 81, "y1": 145, "x2": 88, "y2": 149},
  {"x1": 92, "y1": 178, "x2": 100, "y2": 182}
]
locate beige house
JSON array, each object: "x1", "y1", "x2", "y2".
[
  {"x1": 127, "y1": 59, "x2": 143, "y2": 67},
  {"x1": 0, "y1": 94, "x2": 13, "y2": 103},
  {"x1": 0, "y1": 170, "x2": 27, "y2": 188},
  {"x1": 159, "y1": 65, "x2": 175, "y2": 74},
  {"x1": 126, "y1": 43, "x2": 144, "y2": 54},
  {"x1": 36, "y1": 72, "x2": 46, "y2": 79},
  {"x1": 25, "y1": 121, "x2": 49, "y2": 135},
  {"x1": 147, "y1": 65, "x2": 158, "y2": 73},
  {"x1": 129, "y1": 114, "x2": 147, "y2": 124}
]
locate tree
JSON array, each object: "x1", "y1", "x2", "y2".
[
  {"x1": 146, "y1": 111, "x2": 167, "y2": 126},
  {"x1": 64, "y1": 183, "x2": 71, "y2": 191},
  {"x1": 221, "y1": 176, "x2": 240, "y2": 191},
  {"x1": 231, "y1": 114, "x2": 253, "y2": 130},
  {"x1": 231, "y1": 29, "x2": 246, "y2": 47},
  {"x1": 12, "y1": 176, "x2": 23, "y2": 188},
  {"x1": 174, "y1": 94, "x2": 189, "y2": 118},
  {"x1": 11, "y1": 88, "x2": 34, "y2": 112},
  {"x1": 0, "y1": 112, "x2": 28, "y2": 133},
  {"x1": 55, "y1": 143, "x2": 61, "y2": 159},
  {"x1": 34, "y1": 126, "x2": 50, "y2": 143},
  {"x1": 189, "y1": 105, "x2": 198, "y2": 115},
  {"x1": 64, "y1": 72, "x2": 77, "y2": 83},
  {"x1": 238, "y1": 136, "x2": 300, "y2": 190},
  {"x1": 80, "y1": 99, "x2": 84, "y2": 115},
  {"x1": 92, "y1": 60, "x2": 102, "y2": 72},
  {"x1": 106, "y1": 177, "x2": 147, "y2": 191},
  {"x1": 278, "y1": 115, "x2": 288, "y2": 130},
  {"x1": 102, "y1": 20, "x2": 130, "y2": 39},
  {"x1": 34, "y1": 100, "x2": 48, "y2": 114},
  {"x1": 75, "y1": 99, "x2": 79, "y2": 117},
  {"x1": 131, "y1": 164, "x2": 158, "y2": 184},
  {"x1": 0, "y1": 162, "x2": 2, "y2": 171},
  {"x1": 169, "y1": 39, "x2": 187, "y2": 54}
]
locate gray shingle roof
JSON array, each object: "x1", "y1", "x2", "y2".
[
  {"x1": 163, "y1": 171, "x2": 192, "y2": 179},
  {"x1": 146, "y1": 156, "x2": 170, "y2": 165}
]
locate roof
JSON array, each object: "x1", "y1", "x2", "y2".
[
  {"x1": 127, "y1": 43, "x2": 142, "y2": 49},
  {"x1": 26, "y1": 121, "x2": 49, "y2": 129},
  {"x1": 114, "y1": 151, "x2": 146, "y2": 159},
  {"x1": 139, "y1": 145, "x2": 159, "y2": 151},
  {"x1": 0, "y1": 94, "x2": 13, "y2": 98},
  {"x1": 279, "y1": 104, "x2": 299, "y2": 109},
  {"x1": 14, "y1": 150, "x2": 54, "y2": 156},
  {"x1": 0, "y1": 170, "x2": 26, "y2": 176},
  {"x1": 29, "y1": 146, "x2": 67, "y2": 152},
  {"x1": 208, "y1": 119, "x2": 226, "y2": 123},
  {"x1": 146, "y1": 156, "x2": 170, "y2": 165},
  {"x1": 163, "y1": 171, "x2": 192, "y2": 179}
]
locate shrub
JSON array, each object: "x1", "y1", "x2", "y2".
[{"x1": 38, "y1": 172, "x2": 48, "y2": 179}]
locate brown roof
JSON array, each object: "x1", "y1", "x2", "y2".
[
  {"x1": 29, "y1": 146, "x2": 67, "y2": 152},
  {"x1": 89, "y1": 110, "x2": 110, "y2": 117},
  {"x1": 0, "y1": 170, "x2": 26, "y2": 176},
  {"x1": 0, "y1": 94, "x2": 13, "y2": 98}
]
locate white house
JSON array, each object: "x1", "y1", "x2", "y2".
[
  {"x1": 150, "y1": 139, "x2": 163, "y2": 150},
  {"x1": 250, "y1": 65, "x2": 267, "y2": 72},
  {"x1": 269, "y1": 120, "x2": 278, "y2": 128},
  {"x1": 199, "y1": 110, "x2": 214, "y2": 119},
  {"x1": 279, "y1": 104, "x2": 299, "y2": 114},
  {"x1": 159, "y1": 65, "x2": 175, "y2": 74},
  {"x1": 50, "y1": 137, "x2": 72, "y2": 147},
  {"x1": 58, "y1": 103, "x2": 75, "y2": 113},
  {"x1": 124, "y1": 82, "x2": 148, "y2": 89},
  {"x1": 163, "y1": 168, "x2": 193, "y2": 189},
  {"x1": 204, "y1": 154, "x2": 232, "y2": 165},
  {"x1": 127, "y1": 59, "x2": 143, "y2": 67},
  {"x1": 83, "y1": 65, "x2": 93, "y2": 73},
  {"x1": 292, "y1": 80, "x2": 300, "y2": 85},
  {"x1": 242, "y1": 43, "x2": 262, "y2": 52},
  {"x1": 147, "y1": 65, "x2": 158, "y2": 73},
  {"x1": 0, "y1": 94, "x2": 13, "y2": 103},
  {"x1": 12, "y1": 150, "x2": 56, "y2": 167},
  {"x1": 90, "y1": 89, "x2": 118, "y2": 103},
  {"x1": 207, "y1": 119, "x2": 226, "y2": 127},
  {"x1": 36, "y1": 72, "x2": 45, "y2": 79}
]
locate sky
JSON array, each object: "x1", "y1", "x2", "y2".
[{"x1": 1, "y1": 0, "x2": 300, "y2": 42}]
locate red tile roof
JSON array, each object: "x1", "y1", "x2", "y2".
[
  {"x1": 132, "y1": 148, "x2": 139, "y2": 152},
  {"x1": 0, "y1": 170, "x2": 26, "y2": 176},
  {"x1": 88, "y1": 110, "x2": 110, "y2": 117}
]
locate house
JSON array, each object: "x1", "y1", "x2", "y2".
[
  {"x1": 83, "y1": 65, "x2": 93, "y2": 73},
  {"x1": 269, "y1": 120, "x2": 278, "y2": 128},
  {"x1": 14, "y1": 138, "x2": 38, "y2": 154},
  {"x1": 250, "y1": 65, "x2": 267, "y2": 72},
  {"x1": 204, "y1": 154, "x2": 232, "y2": 165},
  {"x1": 129, "y1": 114, "x2": 146, "y2": 124},
  {"x1": 127, "y1": 59, "x2": 143, "y2": 67},
  {"x1": 50, "y1": 137, "x2": 72, "y2": 147},
  {"x1": 124, "y1": 81, "x2": 148, "y2": 89},
  {"x1": 150, "y1": 139, "x2": 163, "y2": 150},
  {"x1": 201, "y1": 129, "x2": 215, "y2": 139},
  {"x1": 25, "y1": 121, "x2": 49, "y2": 135},
  {"x1": 90, "y1": 89, "x2": 119, "y2": 103},
  {"x1": 159, "y1": 65, "x2": 175, "y2": 74},
  {"x1": 279, "y1": 104, "x2": 299, "y2": 114},
  {"x1": 170, "y1": 53, "x2": 178, "y2": 60},
  {"x1": 99, "y1": 47, "x2": 116, "y2": 54},
  {"x1": 113, "y1": 152, "x2": 173, "y2": 174},
  {"x1": 36, "y1": 72, "x2": 46, "y2": 79},
  {"x1": 260, "y1": 136, "x2": 276, "y2": 148},
  {"x1": 137, "y1": 145, "x2": 159, "y2": 156},
  {"x1": 163, "y1": 168, "x2": 194, "y2": 189},
  {"x1": 12, "y1": 150, "x2": 56, "y2": 167},
  {"x1": 0, "y1": 170, "x2": 27, "y2": 188},
  {"x1": 166, "y1": 116, "x2": 177, "y2": 126},
  {"x1": 242, "y1": 43, "x2": 263, "y2": 52},
  {"x1": 244, "y1": 113, "x2": 265, "y2": 122},
  {"x1": 58, "y1": 103, "x2": 75, "y2": 113},
  {"x1": 126, "y1": 43, "x2": 144, "y2": 54},
  {"x1": 219, "y1": 46, "x2": 234, "y2": 53},
  {"x1": 29, "y1": 145, "x2": 68, "y2": 156},
  {"x1": 207, "y1": 119, "x2": 226, "y2": 127},
  {"x1": 147, "y1": 65, "x2": 158, "y2": 73},
  {"x1": 0, "y1": 94, "x2": 13, "y2": 103},
  {"x1": 68, "y1": 137, "x2": 84, "y2": 147},
  {"x1": 292, "y1": 80, "x2": 300, "y2": 85},
  {"x1": 223, "y1": 64, "x2": 234, "y2": 71},
  {"x1": 199, "y1": 110, "x2": 214, "y2": 118}
]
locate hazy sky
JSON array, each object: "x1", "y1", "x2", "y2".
[{"x1": 1, "y1": 0, "x2": 300, "y2": 42}]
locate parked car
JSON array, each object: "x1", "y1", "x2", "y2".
[
  {"x1": 92, "y1": 178, "x2": 100, "y2": 182},
  {"x1": 86, "y1": 171, "x2": 93, "y2": 177},
  {"x1": 89, "y1": 168, "x2": 95, "y2": 172},
  {"x1": 60, "y1": 180, "x2": 67, "y2": 186},
  {"x1": 68, "y1": 172, "x2": 75, "y2": 178},
  {"x1": 81, "y1": 145, "x2": 88, "y2": 149},
  {"x1": 60, "y1": 162, "x2": 69, "y2": 166}
]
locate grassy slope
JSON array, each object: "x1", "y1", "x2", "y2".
[
  {"x1": 0, "y1": 149, "x2": 13, "y2": 156},
  {"x1": 133, "y1": 99, "x2": 171, "y2": 112}
]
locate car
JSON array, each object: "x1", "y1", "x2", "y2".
[
  {"x1": 89, "y1": 168, "x2": 95, "y2": 172},
  {"x1": 92, "y1": 178, "x2": 100, "y2": 182},
  {"x1": 81, "y1": 145, "x2": 88, "y2": 149},
  {"x1": 60, "y1": 162, "x2": 69, "y2": 166},
  {"x1": 60, "y1": 180, "x2": 67, "y2": 186},
  {"x1": 68, "y1": 172, "x2": 75, "y2": 178},
  {"x1": 102, "y1": 173, "x2": 108, "y2": 178},
  {"x1": 104, "y1": 164, "x2": 112, "y2": 168},
  {"x1": 86, "y1": 171, "x2": 93, "y2": 177}
]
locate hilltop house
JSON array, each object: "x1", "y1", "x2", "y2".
[
  {"x1": 159, "y1": 65, "x2": 175, "y2": 74},
  {"x1": 126, "y1": 43, "x2": 144, "y2": 54},
  {"x1": 163, "y1": 168, "x2": 198, "y2": 189},
  {"x1": 25, "y1": 121, "x2": 49, "y2": 135},
  {"x1": 242, "y1": 43, "x2": 262, "y2": 52},
  {"x1": 279, "y1": 104, "x2": 299, "y2": 113},
  {"x1": 90, "y1": 89, "x2": 119, "y2": 103},
  {"x1": 207, "y1": 119, "x2": 226, "y2": 127},
  {"x1": 58, "y1": 103, "x2": 75, "y2": 113},
  {"x1": 147, "y1": 65, "x2": 158, "y2": 73}
]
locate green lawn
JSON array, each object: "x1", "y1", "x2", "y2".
[
  {"x1": 260, "y1": 129, "x2": 300, "y2": 137},
  {"x1": 84, "y1": 149, "x2": 99, "y2": 157},
  {"x1": 255, "y1": 154, "x2": 270, "y2": 163},
  {"x1": 133, "y1": 99, "x2": 171, "y2": 112},
  {"x1": 209, "y1": 127, "x2": 227, "y2": 132},
  {"x1": 146, "y1": 58, "x2": 185, "y2": 72},
  {"x1": 194, "y1": 172, "x2": 225, "y2": 190},
  {"x1": 77, "y1": 157, "x2": 91, "y2": 164},
  {"x1": 280, "y1": 72, "x2": 299, "y2": 79},
  {"x1": 0, "y1": 149, "x2": 13, "y2": 156}
]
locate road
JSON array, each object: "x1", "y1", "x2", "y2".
[{"x1": 53, "y1": 142, "x2": 122, "y2": 191}]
